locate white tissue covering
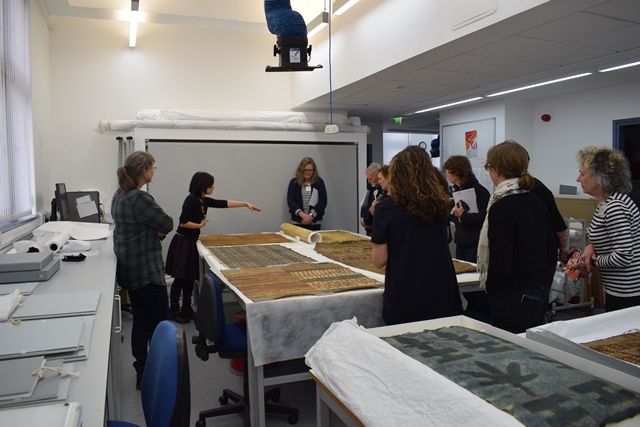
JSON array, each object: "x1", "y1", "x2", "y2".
[
  {"x1": 0, "y1": 289, "x2": 23, "y2": 321},
  {"x1": 95, "y1": 110, "x2": 368, "y2": 135},
  {"x1": 305, "y1": 318, "x2": 524, "y2": 427}
]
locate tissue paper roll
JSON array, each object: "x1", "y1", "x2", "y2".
[
  {"x1": 47, "y1": 232, "x2": 71, "y2": 252},
  {"x1": 280, "y1": 223, "x2": 322, "y2": 244}
]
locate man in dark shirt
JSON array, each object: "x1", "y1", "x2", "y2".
[
  {"x1": 360, "y1": 162, "x2": 381, "y2": 236},
  {"x1": 531, "y1": 177, "x2": 569, "y2": 262}
]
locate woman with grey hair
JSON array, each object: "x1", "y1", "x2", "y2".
[{"x1": 576, "y1": 146, "x2": 640, "y2": 312}]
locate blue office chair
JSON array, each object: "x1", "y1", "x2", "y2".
[
  {"x1": 109, "y1": 320, "x2": 191, "y2": 427},
  {"x1": 193, "y1": 273, "x2": 298, "y2": 426}
]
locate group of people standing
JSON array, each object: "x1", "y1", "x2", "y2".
[
  {"x1": 111, "y1": 141, "x2": 640, "y2": 389},
  {"x1": 366, "y1": 141, "x2": 640, "y2": 335}
]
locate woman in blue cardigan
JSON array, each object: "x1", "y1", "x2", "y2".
[{"x1": 287, "y1": 157, "x2": 328, "y2": 230}]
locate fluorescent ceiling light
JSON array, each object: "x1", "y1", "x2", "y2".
[
  {"x1": 412, "y1": 97, "x2": 483, "y2": 114},
  {"x1": 129, "y1": 0, "x2": 139, "y2": 48},
  {"x1": 487, "y1": 73, "x2": 592, "y2": 97},
  {"x1": 307, "y1": 12, "x2": 329, "y2": 37},
  {"x1": 599, "y1": 60, "x2": 640, "y2": 73},
  {"x1": 129, "y1": 16, "x2": 138, "y2": 47},
  {"x1": 333, "y1": 0, "x2": 359, "y2": 15}
]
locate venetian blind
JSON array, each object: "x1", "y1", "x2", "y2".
[{"x1": 0, "y1": 0, "x2": 34, "y2": 224}]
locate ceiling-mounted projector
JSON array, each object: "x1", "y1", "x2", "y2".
[{"x1": 266, "y1": 36, "x2": 323, "y2": 72}]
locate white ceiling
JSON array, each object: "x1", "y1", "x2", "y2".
[{"x1": 39, "y1": 0, "x2": 640, "y2": 133}]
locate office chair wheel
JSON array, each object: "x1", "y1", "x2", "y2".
[
  {"x1": 219, "y1": 395, "x2": 229, "y2": 405},
  {"x1": 195, "y1": 420, "x2": 206, "y2": 427},
  {"x1": 288, "y1": 414, "x2": 298, "y2": 424}
]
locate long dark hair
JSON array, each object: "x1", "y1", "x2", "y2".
[{"x1": 189, "y1": 172, "x2": 215, "y2": 197}]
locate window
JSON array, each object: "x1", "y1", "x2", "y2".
[{"x1": 0, "y1": 0, "x2": 35, "y2": 225}]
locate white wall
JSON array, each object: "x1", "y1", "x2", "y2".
[
  {"x1": 38, "y1": 16, "x2": 293, "y2": 211},
  {"x1": 439, "y1": 81, "x2": 640, "y2": 197},
  {"x1": 291, "y1": 0, "x2": 547, "y2": 107},
  {"x1": 532, "y1": 81, "x2": 640, "y2": 195}
]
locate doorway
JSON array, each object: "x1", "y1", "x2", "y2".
[{"x1": 613, "y1": 117, "x2": 640, "y2": 206}]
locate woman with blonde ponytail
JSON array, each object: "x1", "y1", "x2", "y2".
[{"x1": 477, "y1": 140, "x2": 556, "y2": 333}]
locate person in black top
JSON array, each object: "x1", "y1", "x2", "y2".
[
  {"x1": 165, "y1": 172, "x2": 261, "y2": 323},
  {"x1": 530, "y1": 177, "x2": 569, "y2": 263},
  {"x1": 360, "y1": 163, "x2": 381, "y2": 236},
  {"x1": 366, "y1": 165, "x2": 390, "y2": 229},
  {"x1": 443, "y1": 155, "x2": 491, "y2": 319},
  {"x1": 371, "y1": 146, "x2": 463, "y2": 325},
  {"x1": 478, "y1": 141, "x2": 556, "y2": 334}
]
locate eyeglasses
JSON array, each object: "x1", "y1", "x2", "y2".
[{"x1": 303, "y1": 169, "x2": 314, "y2": 173}]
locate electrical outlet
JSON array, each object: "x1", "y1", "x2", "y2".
[{"x1": 324, "y1": 124, "x2": 339, "y2": 134}]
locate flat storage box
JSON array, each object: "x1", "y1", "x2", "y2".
[
  {"x1": 526, "y1": 306, "x2": 640, "y2": 378},
  {"x1": 0, "y1": 252, "x2": 53, "y2": 273},
  {"x1": 0, "y1": 257, "x2": 60, "y2": 284}
]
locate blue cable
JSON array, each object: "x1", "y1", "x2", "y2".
[{"x1": 328, "y1": 1, "x2": 333, "y2": 125}]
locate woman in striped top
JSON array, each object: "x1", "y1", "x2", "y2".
[{"x1": 577, "y1": 146, "x2": 640, "y2": 312}]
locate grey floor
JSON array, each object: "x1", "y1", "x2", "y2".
[
  {"x1": 118, "y1": 303, "x2": 317, "y2": 427},
  {"x1": 117, "y1": 298, "x2": 603, "y2": 426}
]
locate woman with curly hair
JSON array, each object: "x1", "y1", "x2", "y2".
[
  {"x1": 576, "y1": 146, "x2": 640, "y2": 312},
  {"x1": 478, "y1": 140, "x2": 556, "y2": 333},
  {"x1": 371, "y1": 146, "x2": 463, "y2": 325}
]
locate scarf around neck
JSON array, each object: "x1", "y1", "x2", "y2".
[{"x1": 477, "y1": 177, "x2": 526, "y2": 289}]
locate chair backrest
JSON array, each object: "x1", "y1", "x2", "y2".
[
  {"x1": 195, "y1": 273, "x2": 227, "y2": 343},
  {"x1": 141, "y1": 320, "x2": 191, "y2": 427}
]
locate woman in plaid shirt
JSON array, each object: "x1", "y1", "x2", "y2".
[{"x1": 112, "y1": 151, "x2": 174, "y2": 390}]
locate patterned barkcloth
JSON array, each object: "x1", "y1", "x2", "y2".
[
  {"x1": 222, "y1": 262, "x2": 383, "y2": 301},
  {"x1": 318, "y1": 231, "x2": 370, "y2": 243},
  {"x1": 207, "y1": 244, "x2": 314, "y2": 269},
  {"x1": 313, "y1": 240, "x2": 477, "y2": 276},
  {"x1": 382, "y1": 326, "x2": 640, "y2": 427},
  {"x1": 200, "y1": 233, "x2": 290, "y2": 246},
  {"x1": 583, "y1": 330, "x2": 640, "y2": 366}
]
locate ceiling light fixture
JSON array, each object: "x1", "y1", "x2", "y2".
[
  {"x1": 129, "y1": 0, "x2": 139, "y2": 48},
  {"x1": 333, "y1": 0, "x2": 359, "y2": 16},
  {"x1": 307, "y1": 12, "x2": 329, "y2": 37},
  {"x1": 412, "y1": 97, "x2": 483, "y2": 114},
  {"x1": 599, "y1": 60, "x2": 640, "y2": 73},
  {"x1": 487, "y1": 72, "x2": 592, "y2": 97}
]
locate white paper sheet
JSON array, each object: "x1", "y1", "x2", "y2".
[{"x1": 452, "y1": 188, "x2": 479, "y2": 213}]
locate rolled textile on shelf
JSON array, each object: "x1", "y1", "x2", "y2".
[{"x1": 280, "y1": 223, "x2": 322, "y2": 244}]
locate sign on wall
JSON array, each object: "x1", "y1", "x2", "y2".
[{"x1": 442, "y1": 118, "x2": 496, "y2": 190}]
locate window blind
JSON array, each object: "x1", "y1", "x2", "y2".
[{"x1": 0, "y1": 0, "x2": 35, "y2": 224}]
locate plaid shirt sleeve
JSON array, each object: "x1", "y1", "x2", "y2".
[{"x1": 113, "y1": 190, "x2": 174, "y2": 290}]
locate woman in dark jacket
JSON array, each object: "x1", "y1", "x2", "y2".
[
  {"x1": 287, "y1": 157, "x2": 327, "y2": 230},
  {"x1": 443, "y1": 155, "x2": 490, "y2": 262},
  {"x1": 444, "y1": 155, "x2": 491, "y2": 318}
]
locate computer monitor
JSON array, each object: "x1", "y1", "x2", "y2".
[{"x1": 54, "y1": 183, "x2": 70, "y2": 221}]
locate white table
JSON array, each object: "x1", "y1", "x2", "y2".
[
  {"x1": 0, "y1": 235, "x2": 119, "y2": 426},
  {"x1": 197, "y1": 233, "x2": 481, "y2": 426}
]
